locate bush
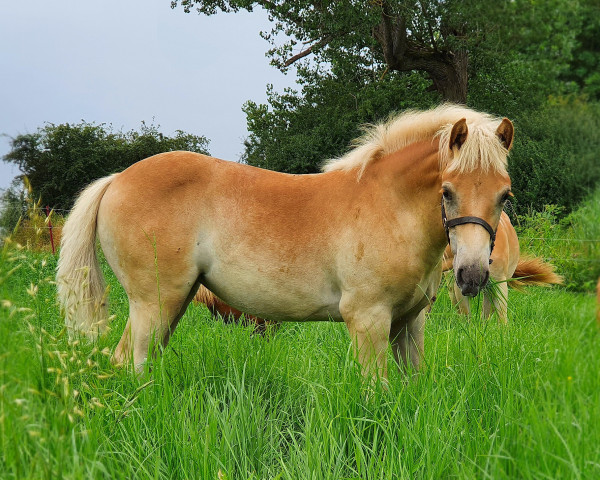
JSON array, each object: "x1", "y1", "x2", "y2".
[
  {"x1": 509, "y1": 98, "x2": 600, "y2": 217},
  {"x1": 0, "y1": 178, "x2": 27, "y2": 237},
  {"x1": 2, "y1": 121, "x2": 210, "y2": 210}
]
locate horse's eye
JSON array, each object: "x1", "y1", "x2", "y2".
[
  {"x1": 500, "y1": 191, "x2": 511, "y2": 203},
  {"x1": 442, "y1": 189, "x2": 453, "y2": 202}
]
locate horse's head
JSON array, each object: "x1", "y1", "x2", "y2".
[{"x1": 441, "y1": 117, "x2": 514, "y2": 297}]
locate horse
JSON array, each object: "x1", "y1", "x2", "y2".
[
  {"x1": 57, "y1": 104, "x2": 515, "y2": 379},
  {"x1": 193, "y1": 285, "x2": 276, "y2": 334},
  {"x1": 442, "y1": 211, "x2": 563, "y2": 322}
]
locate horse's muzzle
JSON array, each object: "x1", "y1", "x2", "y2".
[{"x1": 456, "y1": 264, "x2": 489, "y2": 297}]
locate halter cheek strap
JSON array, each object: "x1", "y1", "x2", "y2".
[{"x1": 441, "y1": 198, "x2": 496, "y2": 256}]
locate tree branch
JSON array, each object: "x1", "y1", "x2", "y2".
[
  {"x1": 283, "y1": 35, "x2": 332, "y2": 67},
  {"x1": 373, "y1": 1, "x2": 396, "y2": 65},
  {"x1": 418, "y1": 0, "x2": 437, "y2": 52}
]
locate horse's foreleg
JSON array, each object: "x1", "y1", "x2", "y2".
[
  {"x1": 390, "y1": 309, "x2": 425, "y2": 373},
  {"x1": 451, "y1": 282, "x2": 470, "y2": 315},
  {"x1": 341, "y1": 300, "x2": 392, "y2": 381}
]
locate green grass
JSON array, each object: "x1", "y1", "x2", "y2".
[{"x1": 0, "y1": 247, "x2": 598, "y2": 479}]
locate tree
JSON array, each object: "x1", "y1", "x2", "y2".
[
  {"x1": 172, "y1": 0, "x2": 579, "y2": 104},
  {"x1": 3, "y1": 122, "x2": 210, "y2": 210},
  {"x1": 243, "y1": 67, "x2": 436, "y2": 173},
  {"x1": 509, "y1": 99, "x2": 600, "y2": 215},
  {"x1": 174, "y1": 0, "x2": 599, "y2": 215},
  {"x1": 560, "y1": 0, "x2": 600, "y2": 100}
]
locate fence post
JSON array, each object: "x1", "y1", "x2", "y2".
[{"x1": 45, "y1": 206, "x2": 55, "y2": 254}]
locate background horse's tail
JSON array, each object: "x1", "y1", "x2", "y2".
[
  {"x1": 511, "y1": 255, "x2": 564, "y2": 289},
  {"x1": 194, "y1": 285, "x2": 217, "y2": 310},
  {"x1": 193, "y1": 285, "x2": 277, "y2": 334},
  {"x1": 56, "y1": 174, "x2": 116, "y2": 338}
]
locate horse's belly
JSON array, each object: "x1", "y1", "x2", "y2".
[{"x1": 202, "y1": 260, "x2": 342, "y2": 322}]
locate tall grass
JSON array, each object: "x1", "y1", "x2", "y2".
[
  {"x1": 0, "y1": 246, "x2": 598, "y2": 479},
  {"x1": 0, "y1": 177, "x2": 64, "y2": 252}
]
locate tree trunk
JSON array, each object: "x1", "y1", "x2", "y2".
[
  {"x1": 373, "y1": 8, "x2": 469, "y2": 104},
  {"x1": 427, "y1": 50, "x2": 468, "y2": 104}
]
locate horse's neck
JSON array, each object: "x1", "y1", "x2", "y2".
[{"x1": 364, "y1": 140, "x2": 448, "y2": 252}]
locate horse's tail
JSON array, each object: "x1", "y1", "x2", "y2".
[
  {"x1": 193, "y1": 285, "x2": 217, "y2": 309},
  {"x1": 56, "y1": 174, "x2": 116, "y2": 338},
  {"x1": 511, "y1": 255, "x2": 564, "y2": 289}
]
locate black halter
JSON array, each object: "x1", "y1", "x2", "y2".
[{"x1": 441, "y1": 198, "x2": 496, "y2": 256}]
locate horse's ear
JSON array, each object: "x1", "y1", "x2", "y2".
[
  {"x1": 496, "y1": 118, "x2": 514, "y2": 151},
  {"x1": 449, "y1": 118, "x2": 468, "y2": 151}
]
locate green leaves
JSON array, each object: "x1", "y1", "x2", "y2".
[
  {"x1": 509, "y1": 99, "x2": 600, "y2": 216},
  {"x1": 242, "y1": 69, "x2": 436, "y2": 173},
  {"x1": 174, "y1": 1, "x2": 599, "y2": 204}
]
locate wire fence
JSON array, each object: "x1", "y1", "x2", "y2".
[
  {"x1": 520, "y1": 237, "x2": 600, "y2": 243},
  {"x1": 14, "y1": 223, "x2": 600, "y2": 242},
  {"x1": 10, "y1": 233, "x2": 600, "y2": 264},
  {"x1": 15, "y1": 207, "x2": 70, "y2": 214},
  {"x1": 11, "y1": 207, "x2": 600, "y2": 264}
]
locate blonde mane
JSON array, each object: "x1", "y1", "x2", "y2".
[{"x1": 322, "y1": 104, "x2": 510, "y2": 178}]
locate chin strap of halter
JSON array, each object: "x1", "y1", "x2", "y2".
[{"x1": 441, "y1": 198, "x2": 496, "y2": 261}]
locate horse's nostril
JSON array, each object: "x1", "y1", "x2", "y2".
[
  {"x1": 456, "y1": 267, "x2": 465, "y2": 285},
  {"x1": 483, "y1": 270, "x2": 489, "y2": 286}
]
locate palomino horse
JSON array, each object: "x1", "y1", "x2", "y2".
[
  {"x1": 57, "y1": 105, "x2": 515, "y2": 379},
  {"x1": 442, "y1": 211, "x2": 563, "y2": 322},
  {"x1": 194, "y1": 285, "x2": 275, "y2": 334}
]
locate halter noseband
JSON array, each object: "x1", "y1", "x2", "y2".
[{"x1": 441, "y1": 198, "x2": 496, "y2": 258}]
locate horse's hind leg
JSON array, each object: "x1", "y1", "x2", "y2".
[
  {"x1": 113, "y1": 301, "x2": 163, "y2": 369},
  {"x1": 112, "y1": 278, "x2": 200, "y2": 371}
]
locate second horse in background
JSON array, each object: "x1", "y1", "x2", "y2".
[{"x1": 443, "y1": 211, "x2": 563, "y2": 322}]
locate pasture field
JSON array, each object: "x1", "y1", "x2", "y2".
[{"x1": 0, "y1": 247, "x2": 598, "y2": 480}]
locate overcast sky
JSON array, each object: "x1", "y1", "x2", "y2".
[{"x1": 0, "y1": 0, "x2": 298, "y2": 191}]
